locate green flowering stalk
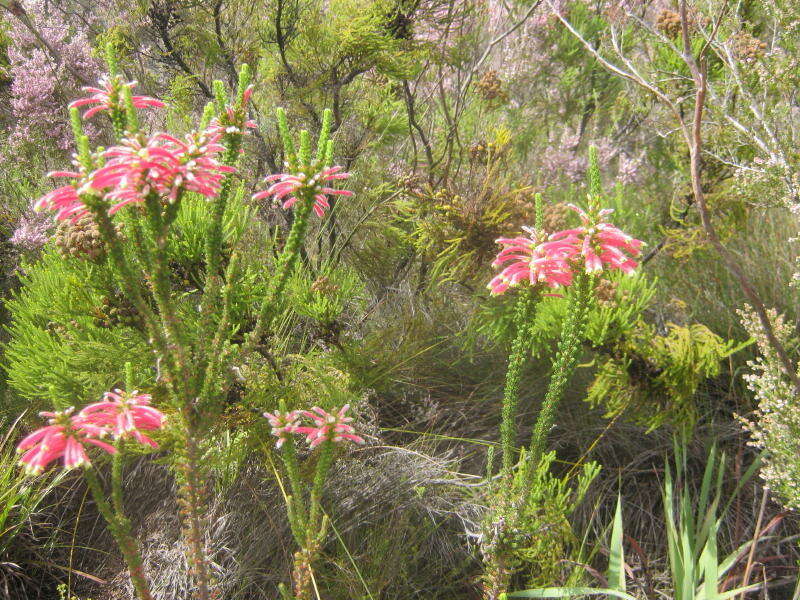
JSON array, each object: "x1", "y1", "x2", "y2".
[
  {"x1": 481, "y1": 148, "x2": 644, "y2": 597},
  {"x1": 526, "y1": 272, "x2": 594, "y2": 470},
  {"x1": 264, "y1": 403, "x2": 364, "y2": 599},
  {"x1": 242, "y1": 108, "x2": 353, "y2": 357}
]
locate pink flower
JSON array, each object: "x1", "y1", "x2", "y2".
[
  {"x1": 9, "y1": 210, "x2": 51, "y2": 251},
  {"x1": 17, "y1": 408, "x2": 116, "y2": 475},
  {"x1": 36, "y1": 127, "x2": 236, "y2": 223},
  {"x1": 488, "y1": 227, "x2": 577, "y2": 295},
  {"x1": 97, "y1": 129, "x2": 234, "y2": 205},
  {"x1": 7, "y1": 4, "x2": 100, "y2": 151},
  {"x1": 69, "y1": 75, "x2": 165, "y2": 120},
  {"x1": 549, "y1": 205, "x2": 643, "y2": 274},
  {"x1": 34, "y1": 169, "x2": 94, "y2": 223},
  {"x1": 263, "y1": 410, "x2": 301, "y2": 448},
  {"x1": 293, "y1": 404, "x2": 365, "y2": 448},
  {"x1": 78, "y1": 390, "x2": 166, "y2": 448},
  {"x1": 252, "y1": 165, "x2": 352, "y2": 218},
  {"x1": 152, "y1": 130, "x2": 236, "y2": 201},
  {"x1": 208, "y1": 85, "x2": 258, "y2": 136}
]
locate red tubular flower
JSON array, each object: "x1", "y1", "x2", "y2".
[
  {"x1": 263, "y1": 410, "x2": 301, "y2": 448},
  {"x1": 549, "y1": 204, "x2": 643, "y2": 274},
  {"x1": 488, "y1": 227, "x2": 577, "y2": 295},
  {"x1": 78, "y1": 390, "x2": 166, "y2": 448},
  {"x1": 208, "y1": 85, "x2": 258, "y2": 136},
  {"x1": 293, "y1": 404, "x2": 365, "y2": 448},
  {"x1": 35, "y1": 128, "x2": 236, "y2": 223},
  {"x1": 252, "y1": 165, "x2": 352, "y2": 218},
  {"x1": 69, "y1": 75, "x2": 164, "y2": 120},
  {"x1": 34, "y1": 127, "x2": 237, "y2": 222},
  {"x1": 154, "y1": 129, "x2": 236, "y2": 201},
  {"x1": 17, "y1": 408, "x2": 116, "y2": 475},
  {"x1": 34, "y1": 170, "x2": 92, "y2": 223}
]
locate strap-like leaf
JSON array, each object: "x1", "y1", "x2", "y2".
[
  {"x1": 506, "y1": 586, "x2": 637, "y2": 600},
  {"x1": 607, "y1": 494, "x2": 626, "y2": 592}
]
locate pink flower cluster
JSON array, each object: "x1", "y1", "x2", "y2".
[
  {"x1": 208, "y1": 85, "x2": 257, "y2": 136},
  {"x1": 253, "y1": 166, "x2": 352, "y2": 218},
  {"x1": 264, "y1": 404, "x2": 365, "y2": 449},
  {"x1": 9, "y1": 210, "x2": 51, "y2": 252},
  {"x1": 17, "y1": 391, "x2": 165, "y2": 475},
  {"x1": 33, "y1": 78, "x2": 237, "y2": 223},
  {"x1": 35, "y1": 127, "x2": 234, "y2": 222},
  {"x1": 488, "y1": 204, "x2": 643, "y2": 295},
  {"x1": 69, "y1": 75, "x2": 164, "y2": 120},
  {"x1": 489, "y1": 227, "x2": 576, "y2": 295}
]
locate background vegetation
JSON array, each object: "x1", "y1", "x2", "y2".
[{"x1": 0, "y1": 0, "x2": 799, "y2": 598}]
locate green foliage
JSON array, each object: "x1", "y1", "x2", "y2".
[
  {"x1": 168, "y1": 185, "x2": 254, "y2": 283},
  {"x1": 3, "y1": 248, "x2": 151, "y2": 414},
  {"x1": 507, "y1": 443, "x2": 762, "y2": 600},
  {"x1": 662, "y1": 441, "x2": 761, "y2": 600},
  {"x1": 0, "y1": 421, "x2": 64, "y2": 595},
  {"x1": 475, "y1": 269, "x2": 656, "y2": 354},
  {"x1": 3, "y1": 182, "x2": 255, "y2": 417},
  {"x1": 392, "y1": 156, "x2": 532, "y2": 286},
  {"x1": 286, "y1": 263, "x2": 365, "y2": 328},
  {"x1": 485, "y1": 450, "x2": 600, "y2": 590},
  {"x1": 587, "y1": 322, "x2": 748, "y2": 430}
]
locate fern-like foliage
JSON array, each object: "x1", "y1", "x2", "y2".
[
  {"x1": 587, "y1": 322, "x2": 748, "y2": 430},
  {"x1": 483, "y1": 450, "x2": 600, "y2": 589},
  {"x1": 2, "y1": 186, "x2": 255, "y2": 419}
]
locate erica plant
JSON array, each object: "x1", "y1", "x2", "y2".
[
  {"x1": 481, "y1": 147, "x2": 644, "y2": 598},
  {"x1": 265, "y1": 403, "x2": 364, "y2": 599},
  {"x1": 17, "y1": 40, "x2": 354, "y2": 600}
]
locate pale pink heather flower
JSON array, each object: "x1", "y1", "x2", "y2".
[
  {"x1": 487, "y1": 227, "x2": 577, "y2": 295},
  {"x1": 17, "y1": 408, "x2": 116, "y2": 475},
  {"x1": 549, "y1": 204, "x2": 643, "y2": 274},
  {"x1": 263, "y1": 410, "x2": 301, "y2": 448},
  {"x1": 252, "y1": 166, "x2": 352, "y2": 218},
  {"x1": 294, "y1": 404, "x2": 365, "y2": 448},
  {"x1": 10, "y1": 210, "x2": 51, "y2": 251},
  {"x1": 78, "y1": 390, "x2": 166, "y2": 448},
  {"x1": 69, "y1": 75, "x2": 165, "y2": 120},
  {"x1": 7, "y1": 3, "x2": 100, "y2": 151}
]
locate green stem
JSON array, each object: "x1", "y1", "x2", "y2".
[
  {"x1": 128, "y1": 210, "x2": 154, "y2": 274},
  {"x1": 527, "y1": 274, "x2": 593, "y2": 471},
  {"x1": 111, "y1": 442, "x2": 125, "y2": 516},
  {"x1": 242, "y1": 189, "x2": 316, "y2": 357},
  {"x1": 204, "y1": 142, "x2": 241, "y2": 281},
  {"x1": 500, "y1": 289, "x2": 537, "y2": 476},
  {"x1": 143, "y1": 194, "x2": 191, "y2": 397},
  {"x1": 198, "y1": 252, "x2": 240, "y2": 407},
  {"x1": 178, "y1": 410, "x2": 213, "y2": 600},
  {"x1": 88, "y1": 202, "x2": 177, "y2": 390},
  {"x1": 308, "y1": 439, "x2": 334, "y2": 533},
  {"x1": 197, "y1": 141, "x2": 242, "y2": 356},
  {"x1": 280, "y1": 440, "x2": 308, "y2": 530},
  {"x1": 84, "y1": 468, "x2": 154, "y2": 600}
]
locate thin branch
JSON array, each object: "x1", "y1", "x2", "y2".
[{"x1": 678, "y1": 0, "x2": 800, "y2": 396}]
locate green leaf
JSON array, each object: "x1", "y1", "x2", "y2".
[
  {"x1": 506, "y1": 586, "x2": 637, "y2": 600},
  {"x1": 607, "y1": 494, "x2": 626, "y2": 592},
  {"x1": 700, "y1": 523, "x2": 719, "y2": 600}
]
